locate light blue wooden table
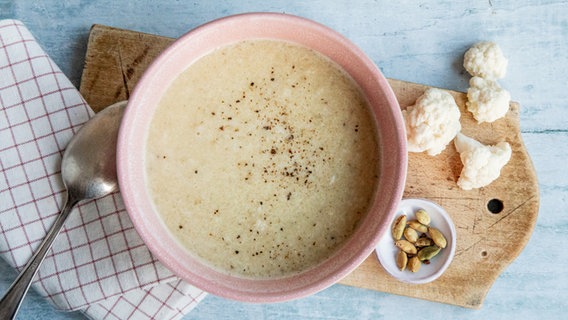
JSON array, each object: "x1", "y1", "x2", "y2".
[{"x1": 1, "y1": 0, "x2": 566, "y2": 319}]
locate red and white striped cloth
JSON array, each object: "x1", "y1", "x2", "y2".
[{"x1": 0, "y1": 20, "x2": 206, "y2": 319}]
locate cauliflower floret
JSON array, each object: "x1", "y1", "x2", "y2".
[
  {"x1": 454, "y1": 133, "x2": 512, "y2": 190},
  {"x1": 466, "y1": 76, "x2": 511, "y2": 123},
  {"x1": 402, "y1": 88, "x2": 461, "y2": 156},
  {"x1": 463, "y1": 42, "x2": 508, "y2": 80}
]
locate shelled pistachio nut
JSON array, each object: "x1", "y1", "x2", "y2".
[
  {"x1": 403, "y1": 227, "x2": 419, "y2": 243},
  {"x1": 415, "y1": 209, "x2": 431, "y2": 225},
  {"x1": 428, "y1": 227, "x2": 447, "y2": 248},
  {"x1": 395, "y1": 239, "x2": 417, "y2": 254},
  {"x1": 417, "y1": 245, "x2": 441, "y2": 261},
  {"x1": 415, "y1": 237, "x2": 433, "y2": 247},
  {"x1": 391, "y1": 215, "x2": 407, "y2": 240},
  {"x1": 389, "y1": 207, "x2": 450, "y2": 275},
  {"x1": 408, "y1": 256, "x2": 421, "y2": 273},
  {"x1": 396, "y1": 250, "x2": 408, "y2": 271},
  {"x1": 407, "y1": 220, "x2": 428, "y2": 233}
]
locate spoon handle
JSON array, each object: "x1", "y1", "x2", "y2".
[{"x1": 0, "y1": 194, "x2": 78, "y2": 319}]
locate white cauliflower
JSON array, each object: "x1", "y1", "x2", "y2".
[
  {"x1": 466, "y1": 76, "x2": 511, "y2": 123},
  {"x1": 463, "y1": 41, "x2": 508, "y2": 80},
  {"x1": 402, "y1": 88, "x2": 461, "y2": 156},
  {"x1": 454, "y1": 133, "x2": 512, "y2": 190}
]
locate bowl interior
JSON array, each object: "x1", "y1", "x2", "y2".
[
  {"x1": 376, "y1": 198, "x2": 456, "y2": 284},
  {"x1": 117, "y1": 12, "x2": 407, "y2": 302}
]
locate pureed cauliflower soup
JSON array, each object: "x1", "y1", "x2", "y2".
[{"x1": 145, "y1": 39, "x2": 380, "y2": 278}]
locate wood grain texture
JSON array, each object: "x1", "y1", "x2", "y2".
[
  {"x1": 80, "y1": 25, "x2": 172, "y2": 113},
  {"x1": 79, "y1": 24, "x2": 539, "y2": 309},
  {"x1": 339, "y1": 81, "x2": 539, "y2": 308}
]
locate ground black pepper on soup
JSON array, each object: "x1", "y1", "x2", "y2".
[{"x1": 145, "y1": 39, "x2": 380, "y2": 278}]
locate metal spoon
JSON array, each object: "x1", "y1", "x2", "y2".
[{"x1": 0, "y1": 101, "x2": 127, "y2": 319}]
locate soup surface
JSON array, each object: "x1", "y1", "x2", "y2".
[{"x1": 145, "y1": 40, "x2": 379, "y2": 278}]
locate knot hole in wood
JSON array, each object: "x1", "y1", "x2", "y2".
[{"x1": 487, "y1": 198, "x2": 504, "y2": 214}]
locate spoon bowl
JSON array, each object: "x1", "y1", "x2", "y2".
[
  {"x1": 62, "y1": 101, "x2": 124, "y2": 200},
  {"x1": 0, "y1": 101, "x2": 126, "y2": 319}
]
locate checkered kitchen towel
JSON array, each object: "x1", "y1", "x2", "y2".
[{"x1": 0, "y1": 20, "x2": 206, "y2": 319}]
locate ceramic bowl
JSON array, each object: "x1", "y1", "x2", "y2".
[
  {"x1": 375, "y1": 198, "x2": 456, "y2": 284},
  {"x1": 117, "y1": 12, "x2": 407, "y2": 302}
]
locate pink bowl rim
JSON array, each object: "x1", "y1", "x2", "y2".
[{"x1": 117, "y1": 12, "x2": 407, "y2": 303}]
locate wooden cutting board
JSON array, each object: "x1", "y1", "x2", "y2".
[{"x1": 79, "y1": 24, "x2": 539, "y2": 309}]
